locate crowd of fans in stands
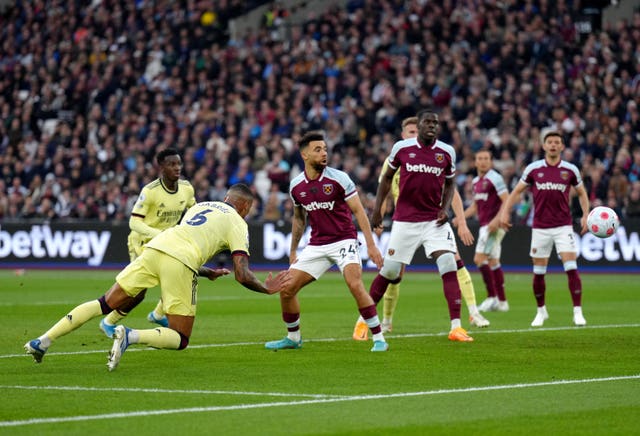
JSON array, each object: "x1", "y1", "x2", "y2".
[{"x1": 1, "y1": 0, "x2": 640, "y2": 227}]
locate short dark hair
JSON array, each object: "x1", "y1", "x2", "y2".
[
  {"x1": 298, "y1": 131, "x2": 325, "y2": 150},
  {"x1": 227, "y1": 183, "x2": 254, "y2": 200},
  {"x1": 475, "y1": 149, "x2": 493, "y2": 158},
  {"x1": 416, "y1": 108, "x2": 437, "y2": 122},
  {"x1": 156, "y1": 148, "x2": 180, "y2": 165},
  {"x1": 543, "y1": 131, "x2": 563, "y2": 143}
]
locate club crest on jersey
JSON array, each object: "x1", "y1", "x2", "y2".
[
  {"x1": 409, "y1": 153, "x2": 416, "y2": 158},
  {"x1": 560, "y1": 171, "x2": 569, "y2": 180},
  {"x1": 323, "y1": 184, "x2": 333, "y2": 195},
  {"x1": 388, "y1": 248, "x2": 395, "y2": 256},
  {"x1": 300, "y1": 192, "x2": 307, "y2": 197},
  {"x1": 435, "y1": 153, "x2": 444, "y2": 163},
  {"x1": 538, "y1": 172, "x2": 544, "y2": 178}
]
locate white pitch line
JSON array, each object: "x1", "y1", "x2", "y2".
[
  {"x1": 4, "y1": 323, "x2": 640, "y2": 360},
  {"x1": 1, "y1": 375, "x2": 638, "y2": 428},
  {"x1": 0, "y1": 385, "x2": 344, "y2": 399}
]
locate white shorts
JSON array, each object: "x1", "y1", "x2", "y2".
[
  {"x1": 475, "y1": 225, "x2": 506, "y2": 259},
  {"x1": 290, "y1": 238, "x2": 362, "y2": 279},
  {"x1": 385, "y1": 220, "x2": 457, "y2": 264},
  {"x1": 530, "y1": 225, "x2": 577, "y2": 258}
]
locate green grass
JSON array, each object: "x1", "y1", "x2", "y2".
[{"x1": 1, "y1": 269, "x2": 639, "y2": 435}]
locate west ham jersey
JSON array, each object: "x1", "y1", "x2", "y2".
[
  {"x1": 472, "y1": 169, "x2": 508, "y2": 226},
  {"x1": 521, "y1": 159, "x2": 582, "y2": 229},
  {"x1": 289, "y1": 167, "x2": 358, "y2": 246},
  {"x1": 387, "y1": 138, "x2": 456, "y2": 222}
]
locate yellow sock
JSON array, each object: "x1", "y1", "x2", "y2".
[
  {"x1": 457, "y1": 267, "x2": 477, "y2": 308},
  {"x1": 152, "y1": 300, "x2": 165, "y2": 318},
  {"x1": 136, "y1": 327, "x2": 181, "y2": 349},
  {"x1": 383, "y1": 283, "x2": 400, "y2": 320},
  {"x1": 104, "y1": 310, "x2": 124, "y2": 325},
  {"x1": 45, "y1": 300, "x2": 102, "y2": 341}
]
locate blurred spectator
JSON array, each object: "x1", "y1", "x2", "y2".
[
  {"x1": 0, "y1": 0, "x2": 639, "y2": 225},
  {"x1": 626, "y1": 183, "x2": 640, "y2": 218}
]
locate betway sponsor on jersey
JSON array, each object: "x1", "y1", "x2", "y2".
[
  {"x1": 406, "y1": 163, "x2": 443, "y2": 176},
  {"x1": 474, "y1": 193, "x2": 489, "y2": 201},
  {"x1": 302, "y1": 200, "x2": 335, "y2": 211},
  {"x1": 535, "y1": 182, "x2": 567, "y2": 191},
  {"x1": 0, "y1": 224, "x2": 111, "y2": 266}
]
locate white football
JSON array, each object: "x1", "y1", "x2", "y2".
[{"x1": 587, "y1": 206, "x2": 619, "y2": 238}]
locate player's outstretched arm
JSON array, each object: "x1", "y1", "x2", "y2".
[
  {"x1": 575, "y1": 184, "x2": 590, "y2": 234},
  {"x1": 198, "y1": 266, "x2": 231, "y2": 281},
  {"x1": 451, "y1": 190, "x2": 474, "y2": 246},
  {"x1": 129, "y1": 216, "x2": 162, "y2": 239},
  {"x1": 488, "y1": 191, "x2": 510, "y2": 233},
  {"x1": 232, "y1": 253, "x2": 291, "y2": 294},
  {"x1": 289, "y1": 205, "x2": 306, "y2": 265},
  {"x1": 463, "y1": 201, "x2": 477, "y2": 220},
  {"x1": 500, "y1": 181, "x2": 527, "y2": 229},
  {"x1": 347, "y1": 194, "x2": 383, "y2": 269},
  {"x1": 436, "y1": 178, "x2": 456, "y2": 226},
  {"x1": 371, "y1": 166, "x2": 395, "y2": 229}
]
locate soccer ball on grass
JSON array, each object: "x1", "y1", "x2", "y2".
[{"x1": 586, "y1": 206, "x2": 619, "y2": 238}]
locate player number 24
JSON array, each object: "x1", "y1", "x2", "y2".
[{"x1": 339, "y1": 243, "x2": 357, "y2": 258}]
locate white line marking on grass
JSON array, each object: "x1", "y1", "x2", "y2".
[
  {"x1": 4, "y1": 323, "x2": 640, "y2": 360},
  {"x1": 1, "y1": 375, "x2": 638, "y2": 428},
  {"x1": 0, "y1": 385, "x2": 344, "y2": 399}
]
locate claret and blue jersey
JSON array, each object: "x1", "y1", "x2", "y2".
[{"x1": 289, "y1": 167, "x2": 358, "y2": 246}]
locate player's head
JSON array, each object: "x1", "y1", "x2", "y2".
[
  {"x1": 542, "y1": 130, "x2": 565, "y2": 160},
  {"x1": 298, "y1": 131, "x2": 328, "y2": 172},
  {"x1": 475, "y1": 149, "x2": 493, "y2": 174},
  {"x1": 156, "y1": 148, "x2": 182, "y2": 183},
  {"x1": 401, "y1": 116, "x2": 418, "y2": 139},
  {"x1": 225, "y1": 183, "x2": 254, "y2": 218},
  {"x1": 416, "y1": 108, "x2": 439, "y2": 144}
]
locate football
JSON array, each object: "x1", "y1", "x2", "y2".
[{"x1": 587, "y1": 206, "x2": 619, "y2": 238}]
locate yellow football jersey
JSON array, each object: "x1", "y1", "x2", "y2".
[
  {"x1": 128, "y1": 178, "x2": 196, "y2": 254},
  {"x1": 379, "y1": 159, "x2": 400, "y2": 205},
  {"x1": 146, "y1": 201, "x2": 250, "y2": 273}
]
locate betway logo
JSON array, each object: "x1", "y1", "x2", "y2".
[
  {"x1": 578, "y1": 227, "x2": 640, "y2": 262},
  {"x1": 0, "y1": 225, "x2": 111, "y2": 266},
  {"x1": 406, "y1": 163, "x2": 443, "y2": 176},
  {"x1": 535, "y1": 182, "x2": 567, "y2": 192},
  {"x1": 302, "y1": 201, "x2": 334, "y2": 211},
  {"x1": 474, "y1": 193, "x2": 489, "y2": 201}
]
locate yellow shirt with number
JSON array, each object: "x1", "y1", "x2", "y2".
[
  {"x1": 146, "y1": 201, "x2": 250, "y2": 273},
  {"x1": 128, "y1": 179, "x2": 196, "y2": 256}
]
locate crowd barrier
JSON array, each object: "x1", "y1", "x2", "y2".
[{"x1": 1, "y1": 219, "x2": 639, "y2": 273}]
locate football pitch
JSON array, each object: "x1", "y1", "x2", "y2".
[{"x1": 1, "y1": 269, "x2": 638, "y2": 435}]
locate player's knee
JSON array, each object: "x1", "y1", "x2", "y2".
[
  {"x1": 436, "y1": 252, "x2": 457, "y2": 276},
  {"x1": 380, "y1": 261, "x2": 402, "y2": 280},
  {"x1": 533, "y1": 265, "x2": 547, "y2": 275},
  {"x1": 178, "y1": 332, "x2": 190, "y2": 350},
  {"x1": 563, "y1": 260, "x2": 577, "y2": 272}
]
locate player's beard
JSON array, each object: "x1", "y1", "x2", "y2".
[{"x1": 312, "y1": 162, "x2": 326, "y2": 172}]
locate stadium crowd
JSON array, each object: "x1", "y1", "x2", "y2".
[{"x1": 1, "y1": 0, "x2": 639, "y2": 226}]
